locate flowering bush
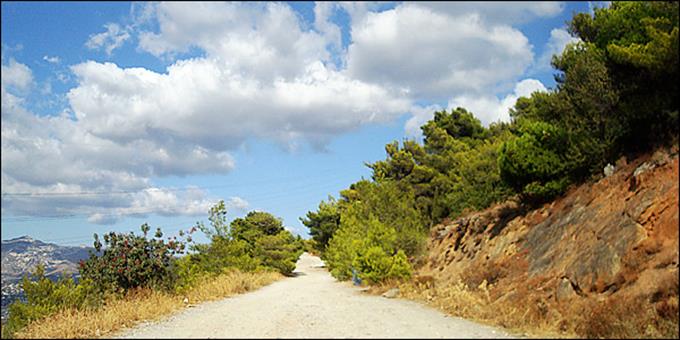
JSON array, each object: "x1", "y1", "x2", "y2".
[{"x1": 80, "y1": 223, "x2": 188, "y2": 294}]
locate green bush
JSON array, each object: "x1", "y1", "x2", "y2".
[
  {"x1": 498, "y1": 120, "x2": 572, "y2": 203},
  {"x1": 1, "y1": 266, "x2": 101, "y2": 339},
  {"x1": 324, "y1": 181, "x2": 421, "y2": 283},
  {"x1": 190, "y1": 203, "x2": 304, "y2": 277},
  {"x1": 255, "y1": 231, "x2": 303, "y2": 275},
  {"x1": 80, "y1": 224, "x2": 187, "y2": 294},
  {"x1": 352, "y1": 247, "x2": 412, "y2": 284}
]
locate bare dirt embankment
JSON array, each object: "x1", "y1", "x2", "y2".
[
  {"x1": 401, "y1": 146, "x2": 679, "y2": 338},
  {"x1": 114, "y1": 253, "x2": 518, "y2": 338}
]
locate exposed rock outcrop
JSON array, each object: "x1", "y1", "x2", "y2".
[{"x1": 417, "y1": 145, "x2": 679, "y2": 337}]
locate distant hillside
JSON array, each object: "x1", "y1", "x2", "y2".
[
  {"x1": 1, "y1": 236, "x2": 93, "y2": 322},
  {"x1": 1, "y1": 236, "x2": 92, "y2": 281}
]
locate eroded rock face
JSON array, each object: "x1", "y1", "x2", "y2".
[{"x1": 419, "y1": 146, "x2": 679, "y2": 329}]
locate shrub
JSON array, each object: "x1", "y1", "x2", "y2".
[
  {"x1": 498, "y1": 120, "x2": 572, "y2": 203},
  {"x1": 352, "y1": 247, "x2": 412, "y2": 284},
  {"x1": 80, "y1": 224, "x2": 187, "y2": 294},
  {"x1": 190, "y1": 203, "x2": 304, "y2": 277},
  {"x1": 254, "y1": 231, "x2": 303, "y2": 276},
  {"x1": 325, "y1": 183, "x2": 419, "y2": 284},
  {"x1": 1, "y1": 265, "x2": 101, "y2": 339}
]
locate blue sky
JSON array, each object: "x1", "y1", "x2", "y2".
[{"x1": 1, "y1": 1, "x2": 597, "y2": 246}]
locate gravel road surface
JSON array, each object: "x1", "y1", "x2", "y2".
[{"x1": 114, "y1": 253, "x2": 517, "y2": 338}]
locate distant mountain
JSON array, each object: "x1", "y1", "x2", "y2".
[
  {"x1": 1, "y1": 236, "x2": 94, "y2": 322},
  {"x1": 1, "y1": 235, "x2": 93, "y2": 282}
]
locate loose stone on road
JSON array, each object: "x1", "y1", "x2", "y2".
[{"x1": 115, "y1": 253, "x2": 517, "y2": 338}]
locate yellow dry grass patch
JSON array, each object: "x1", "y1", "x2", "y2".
[
  {"x1": 391, "y1": 278, "x2": 677, "y2": 339},
  {"x1": 389, "y1": 280, "x2": 571, "y2": 338},
  {"x1": 15, "y1": 270, "x2": 282, "y2": 339}
]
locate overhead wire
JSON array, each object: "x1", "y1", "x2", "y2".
[
  {"x1": 1, "y1": 173, "x2": 356, "y2": 223},
  {"x1": 0, "y1": 165, "x2": 360, "y2": 197}
]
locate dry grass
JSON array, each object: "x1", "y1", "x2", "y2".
[
  {"x1": 14, "y1": 270, "x2": 282, "y2": 339},
  {"x1": 184, "y1": 270, "x2": 281, "y2": 304},
  {"x1": 390, "y1": 276, "x2": 679, "y2": 339},
  {"x1": 392, "y1": 279, "x2": 572, "y2": 338}
]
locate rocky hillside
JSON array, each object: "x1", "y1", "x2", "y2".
[
  {"x1": 409, "y1": 146, "x2": 679, "y2": 338},
  {"x1": 1, "y1": 236, "x2": 92, "y2": 281},
  {"x1": 1, "y1": 236, "x2": 93, "y2": 322}
]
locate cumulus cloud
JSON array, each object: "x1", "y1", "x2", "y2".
[
  {"x1": 85, "y1": 23, "x2": 131, "y2": 55},
  {"x1": 84, "y1": 189, "x2": 247, "y2": 225},
  {"x1": 448, "y1": 78, "x2": 548, "y2": 126},
  {"x1": 1, "y1": 58, "x2": 33, "y2": 92},
  {"x1": 4, "y1": 3, "x2": 570, "y2": 222},
  {"x1": 225, "y1": 196, "x2": 249, "y2": 211},
  {"x1": 67, "y1": 59, "x2": 409, "y2": 151},
  {"x1": 314, "y1": 2, "x2": 343, "y2": 55},
  {"x1": 346, "y1": 3, "x2": 534, "y2": 100},
  {"x1": 138, "y1": 2, "x2": 329, "y2": 79},
  {"x1": 1, "y1": 60, "x2": 234, "y2": 221},
  {"x1": 406, "y1": 79, "x2": 548, "y2": 136},
  {"x1": 416, "y1": 2, "x2": 564, "y2": 25}
]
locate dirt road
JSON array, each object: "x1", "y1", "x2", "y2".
[{"x1": 114, "y1": 253, "x2": 517, "y2": 338}]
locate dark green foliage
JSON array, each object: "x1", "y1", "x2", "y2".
[
  {"x1": 498, "y1": 121, "x2": 572, "y2": 203},
  {"x1": 500, "y1": 1, "x2": 678, "y2": 200},
  {"x1": 1, "y1": 266, "x2": 101, "y2": 339},
  {"x1": 444, "y1": 136, "x2": 515, "y2": 215},
  {"x1": 300, "y1": 197, "x2": 341, "y2": 252},
  {"x1": 567, "y1": 1, "x2": 679, "y2": 151},
  {"x1": 308, "y1": 109, "x2": 515, "y2": 284},
  {"x1": 255, "y1": 231, "x2": 302, "y2": 275},
  {"x1": 423, "y1": 107, "x2": 489, "y2": 145},
  {"x1": 231, "y1": 211, "x2": 285, "y2": 243}
]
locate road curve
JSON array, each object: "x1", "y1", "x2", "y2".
[{"x1": 114, "y1": 253, "x2": 517, "y2": 338}]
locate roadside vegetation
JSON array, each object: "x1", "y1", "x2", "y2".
[
  {"x1": 1, "y1": 202, "x2": 303, "y2": 339},
  {"x1": 303, "y1": 2, "x2": 678, "y2": 338}
]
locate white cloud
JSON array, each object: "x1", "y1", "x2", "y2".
[
  {"x1": 448, "y1": 78, "x2": 547, "y2": 126},
  {"x1": 85, "y1": 23, "x2": 131, "y2": 55},
  {"x1": 137, "y1": 2, "x2": 330, "y2": 81},
  {"x1": 83, "y1": 188, "x2": 238, "y2": 225},
  {"x1": 67, "y1": 58, "x2": 409, "y2": 151},
  {"x1": 346, "y1": 3, "x2": 534, "y2": 100},
  {"x1": 43, "y1": 55, "x2": 61, "y2": 64},
  {"x1": 87, "y1": 213, "x2": 121, "y2": 225},
  {"x1": 416, "y1": 2, "x2": 564, "y2": 25},
  {"x1": 1, "y1": 61, "x2": 234, "y2": 221},
  {"x1": 225, "y1": 196, "x2": 249, "y2": 211},
  {"x1": 404, "y1": 104, "x2": 443, "y2": 138},
  {"x1": 314, "y1": 2, "x2": 342, "y2": 55},
  {"x1": 534, "y1": 28, "x2": 580, "y2": 72},
  {"x1": 337, "y1": 2, "x2": 391, "y2": 27},
  {"x1": 1, "y1": 58, "x2": 33, "y2": 92},
  {"x1": 4, "y1": 3, "x2": 571, "y2": 222}
]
